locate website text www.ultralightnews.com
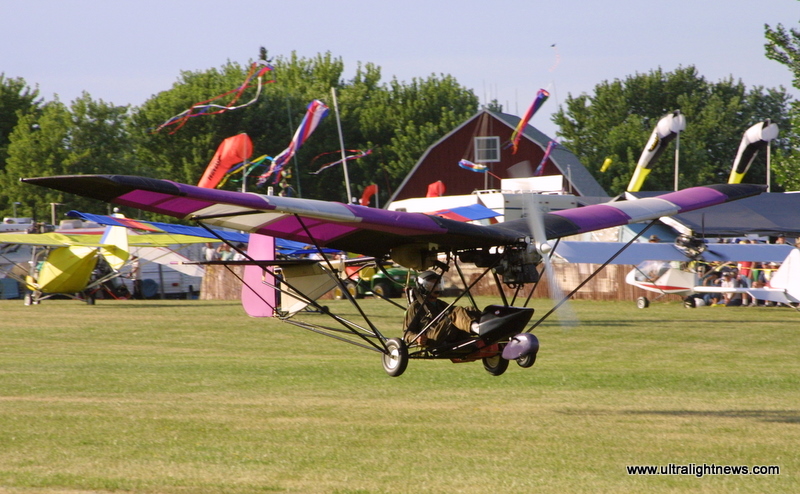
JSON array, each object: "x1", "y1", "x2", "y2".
[{"x1": 626, "y1": 463, "x2": 780, "y2": 478}]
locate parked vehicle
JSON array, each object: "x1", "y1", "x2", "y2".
[{"x1": 334, "y1": 263, "x2": 415, "y2": 299}]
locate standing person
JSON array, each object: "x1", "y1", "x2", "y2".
[
  {"x1": 403, "y1": 270, "x2": 480, "y2": 348},
  {"x1": 129, "y1": 255, "x2": 142, "y2": 299},
  {"x1": 216, "y1": 243, "x2": 233, "y2": 261},
  {"x1": 737, "y1": 240, "x2": 754, "y2": 305},
  {"x1": 203, "y1": 242, "x2": 218, "y2": 262}
]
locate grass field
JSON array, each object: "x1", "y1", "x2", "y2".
[{"x1": 1, "y1": 297, "x2": 798, "y2": 493}]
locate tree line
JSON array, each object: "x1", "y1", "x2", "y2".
[{"x1": 1, "y1": 22, "x2": 798, "y2": 221}]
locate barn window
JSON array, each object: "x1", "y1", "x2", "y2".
[{"x1": 474, "y1": 136, "x2": 501, "y2": 162}]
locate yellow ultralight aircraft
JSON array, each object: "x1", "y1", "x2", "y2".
[{"x1": 0, "y1": 215, "x2": 242, "y2": 305}]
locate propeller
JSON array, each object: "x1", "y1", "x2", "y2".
[{"x1": 523, "y1": 194, "x2": 578, "y2": 328}]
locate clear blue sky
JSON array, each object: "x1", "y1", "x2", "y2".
[{"x1": 3, "y1": 0, "x2": 798, "y2": 138}]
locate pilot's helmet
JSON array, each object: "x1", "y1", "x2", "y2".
[{"x1": 416, "y1": 270, "x2": 443, "y2": 295}]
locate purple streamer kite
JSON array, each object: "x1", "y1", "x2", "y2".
[
  {"x1": 534, "y1": 140, "x2": 557, "y2": 176},
  {"x1": 509, "y1": 89, "x2": 550, "y2": 154}
]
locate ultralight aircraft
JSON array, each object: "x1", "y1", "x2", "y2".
[
  {"x1": 0, "y1": 214, "x2": 247, "y2": 305},
  {"x1": 553, "y1": 234, "x2": 800, "y2": 309},
  {"x1": 22, "y1": 175, "x2": 764, "y2": 376}
]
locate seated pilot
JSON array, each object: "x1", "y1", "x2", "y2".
[{"x1": 403, "y1": 270, "x2": 480, "y2": 347}]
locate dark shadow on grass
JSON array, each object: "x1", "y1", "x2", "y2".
[
  {"x1": 93, "y1": 303, "x2": 237, "y2": 309},
  {"x1": 558, "y1": 408, "x2": 800, "y2": 424},
  {"x1": 625, "y1": 409, "x2": 800, "y2": 424},
  {"x1": 570, "y1": 319, "x2": 640, "y2": 327}
]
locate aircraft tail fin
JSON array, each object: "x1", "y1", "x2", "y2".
[
  {"x1": 768, "y1": 249, "x2": 800, "y2": 302},
  {"x1": 241, "y1": 234, "x2": 277, "y2": 317},
  {"x1": 99, "y1": 224, "x2": 130, "y2": 270}
]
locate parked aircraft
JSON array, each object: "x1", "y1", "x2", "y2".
[
  {"x1": 553, "y1": 236, "x2": 798, "y2": 308},
  {"x1": 0, "y1": 214, "x2": 247, "y2": 305}
]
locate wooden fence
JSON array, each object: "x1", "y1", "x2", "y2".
[{"x1": 200, "y1": 263, "x2": 680, "y2": 304}]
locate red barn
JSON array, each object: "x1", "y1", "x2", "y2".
[{"x1": 388, "y1": 110, "x2": 607, "y2": 203}]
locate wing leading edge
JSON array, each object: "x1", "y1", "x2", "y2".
[{"x1": 22, "y1": 175, "x2": 765, "y2": 257}]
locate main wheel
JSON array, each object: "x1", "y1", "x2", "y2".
[
  {"x1": 636, "y1": 296, "x2": 650, "y2": 309},
  {"x1": 382, "y1": 338, "x2": 408, "y2": 377},
  {"x1": 683, "y1": 296, "x2": 696, "y2": 309},
  {"x1": 482, "y1": 354, "x2": 509, "y2": 376}
]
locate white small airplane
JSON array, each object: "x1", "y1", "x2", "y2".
[{"x1": 554, "y1": 236, "x2": 799, "y2": 309}]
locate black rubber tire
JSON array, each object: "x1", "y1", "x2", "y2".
[
  {"x1": 482, "y1": 354, "x2": 509, "y2": 376},
  {"x1": 372, "y1": 280, "x2": 392, "y2": 298},
  {"x1": 382, "y1": 338, "x2": 408, "y2": 377},
  {"x1": 516, "y1": 353, "x2": 536, "y2": 368}
]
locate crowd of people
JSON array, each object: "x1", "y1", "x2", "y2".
[{"x1": 695, "y1": 235, "x2": 796, "y2": 307}]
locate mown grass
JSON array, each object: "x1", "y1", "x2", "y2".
[{"x1": 0, "y1": 297, "x2": 798, "y2": 493}]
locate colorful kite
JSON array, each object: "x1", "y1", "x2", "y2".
[
  {"x1": 458, "y1": 159, "x2": 501, "y2": 180},
  {"x1": 154, "y1": 60, "x2": 275, "y2": 134},
  {"x1": 426, "y1": 181, "x2": 445, "y2": 197},
  {"x1": 257, "y1": 99, "x2": 330, "y2": 186},
  {"x1": 458, "y1": 159, "x2": 488, "y2": 173},
  {"x1": 728, "y1": 119, "x2": 779, "y2": 184},
  {"x1": 509, "y1": 89, "x2": 550, "y2": 154},
  {"x1": 309, "y1": 149, "x2": 373, "y2": 175},
  {"x1": 360, "y1": 184, "x2": 378, "y2": 207},
  {"x1": 627, "y1": 110, "x2": 686, "y2": 192},
  {"x1": 197, "y1": 133, "x2": 253, "y2": 189}
]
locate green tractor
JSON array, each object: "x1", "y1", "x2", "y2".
[{"x1": 334, "y1": 263, "x2": 415, "y2": 299}]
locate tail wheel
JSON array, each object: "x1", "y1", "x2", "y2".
[
  {"x1": 382, "y1": 338, "x2": 408, "y2": 377},
  {"x1": 482, "y1": 354, "x2": 509, "y2": 376},
  {"x1": 516, "y1": 353, "x2": 536, "y2": 368}
]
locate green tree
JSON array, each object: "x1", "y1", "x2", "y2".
[
  {"x1": 0, "y1": 74, "x2": 41, "y2": 174},
  {"x1": 553, "y1": 66, "x2": 791, "y2": 195},
  {"x1": 765, "y1": 20, "x2": 800, "y2": 191},
  {"x1": 2, "y1": 94, "x2": 136, "y2": 221},
  {"x1": 130, "y1": 51, "x2": 478, "y2": 203}
]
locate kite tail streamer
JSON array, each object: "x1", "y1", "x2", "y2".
[
  {"x1": 309, "y1": 149, "x2": 372, "y2": 175},
  {"x1": 154, "y1": 60, "x2": 275, "y2": 134},
  {"x1": 534, "y1": 140, "x2": 557, "y2": 176},
  {"x1": 257, "y1": 99, "x2": 330, "y2": 186}
]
